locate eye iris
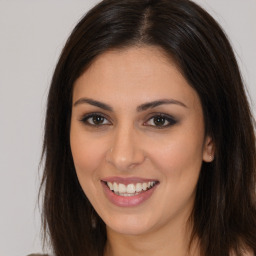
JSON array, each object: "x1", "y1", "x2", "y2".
[
  {"x1": 93, "y1": 116, "x2": 104, "y2": 124},
  {"x1": 153, "y1": 116, "x2": 166, "y2": 126}
]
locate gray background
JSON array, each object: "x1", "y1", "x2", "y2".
[{"x1": 0, "y1": 1, "x2": 255, "y2": 255}]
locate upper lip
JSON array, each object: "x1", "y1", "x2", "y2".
[{"x1": 101, "y1": 176, "x2": 159, "y2": 185}]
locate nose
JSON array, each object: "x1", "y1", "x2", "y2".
[{"x1": 105, "y1": 125, "x2": 146, "y2": 171}]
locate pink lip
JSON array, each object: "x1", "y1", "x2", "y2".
[{"x1": 101, "y1": 177, "x2": 159, "y2": 207}]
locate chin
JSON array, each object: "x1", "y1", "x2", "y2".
[{"x1": 103, "y1": 212, "x2": 157, "y2": 236}]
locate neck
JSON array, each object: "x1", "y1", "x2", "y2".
[{"x1": 104, "y1": 217, "x2": 200, "y2": 256}]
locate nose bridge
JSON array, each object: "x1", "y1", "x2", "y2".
[{"x1": 106, "y1": 122, "x2": 145, "y2": 170}]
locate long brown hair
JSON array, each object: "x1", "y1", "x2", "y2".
[{"x1": 41, "y1": 0, "x2": 256, "y2": 255}]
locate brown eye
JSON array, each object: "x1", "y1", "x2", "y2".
[
  {"x1": 145, "y1": 114, "x2": 177, "y2": 128},
  {"x1": 80, "y1": 113, "x2": 111, "y2": 126},
  {"x1": 153, "y1": 116, "x2": 166, "y2": 126},
  {"x1": 92, "y1": 115, "x2": 105, "y2": 125}
]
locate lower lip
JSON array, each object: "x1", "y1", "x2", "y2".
[{"x1": 101, "y1": 182, "x2": 158, "y2": 207}]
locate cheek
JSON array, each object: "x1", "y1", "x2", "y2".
[
  {"x1": 70, "y1": 131, "x2": 108, "y2": 209},
  {"x1": 149, "y1": 125, "x2": 205, "y2": 180},
  {"x1": 71, "y1": 140, "x2": 101, "y2": 175},
  {"x1": 70, "y1": 125, "x2": 107, "y2": 184},
  {"x1": 148, "y1": 129, "x2": 204, "y2": 218}
]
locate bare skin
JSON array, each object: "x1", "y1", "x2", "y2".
[{"x1": 70, "y1": 46, "x2": 214, "y2": 256}]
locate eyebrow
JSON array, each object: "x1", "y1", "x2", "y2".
[
  {"x1": 73, "y1": 97, "x2": 187, "y2": 111},
  {"x1": 74, "y1": 98, "x2": 113, "y2": 111},
  {"x1": 137, "y1": 99, "x2": 187, "y2": 111}
]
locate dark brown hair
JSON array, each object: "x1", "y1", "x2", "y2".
[{"x1": 41, "y1": 0, "x2": 256, "y2": 255}]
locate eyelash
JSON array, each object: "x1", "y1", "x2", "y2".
[
  {"x1": 80, "y1": 112, "x2": 111, "y2": 127},
  {"x1": 144, "y1": 113, "x2": 177, "y2": 128},
  {"x1": 79, "y1": 112, "x2": 177, "y2": 129}
]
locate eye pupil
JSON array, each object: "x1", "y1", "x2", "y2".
[
  {"x1": 154, "y1": 116, "x2": 165, "y2": 126},
  {"x1": 93, "y1": 116, "x2": 104, "y2": 124}
]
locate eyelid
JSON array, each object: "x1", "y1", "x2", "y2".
[
  {"x1": 143, "y1": 113, "x2": 177, "y2": 128},
  {"x1": 79, "y1": 112, "x2": 177, "y2": 129},
  {"x1": 79, "y1": 112, "x2": 112, "y2": 126}
]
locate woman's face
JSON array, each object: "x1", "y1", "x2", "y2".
[{"x1": 70, "y1": 46, "x2": 213, "y2": 236}]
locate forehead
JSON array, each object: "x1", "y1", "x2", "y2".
[
  {"x1": 72, "y1": 46, "x2": 199, "y2": 109},
  {"x1": 78, "y1": 46, "x2": 176, "y2": 84}
]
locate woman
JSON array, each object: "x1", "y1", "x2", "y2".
[{"x1": 40, "y1": 0, "x2": 256, "y2": 255}]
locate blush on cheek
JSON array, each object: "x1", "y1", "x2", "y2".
[
  {"x1": 71, "y1": 135, "x2": 108, "y2": 181},
  {"x1": 155, "y1": 138, "x2": 203, "y2": 177},
  {"x1": 73, "y1": 147, "x2": 99, "y2": 174}
]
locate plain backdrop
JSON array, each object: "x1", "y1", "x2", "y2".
[{"x1": 0, "y1": 1, "x2": 255, "y2": 255}]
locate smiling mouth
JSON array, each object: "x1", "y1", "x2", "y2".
[{"x1": 103, "y1": 181, "x2": 159, "y2": 197}]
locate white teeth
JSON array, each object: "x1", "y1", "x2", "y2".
[
  {"x1": 136, "y1": 183, "x2": 142, "y2": 192},
  {"x1": 127, "y1": 184, "x2": 136, "y2": 193},
  {"x1": 107, "y1": 182, "x2": 113, "y2": 190},
  {"x1": 105, "y1": 181, "x2": 157, "y2": 196},
  {"x1": 118, "y1": 193, "x2": 138, "y2": 197},
  {"x1": 119, "y1": 183, "x2": 126, "y2": 193},
  {"x1": 113, "y1": 182, "x2": 118, "y2": 193},
  {"x1": 142, "y1": 183, "x2": 148, "y2": 191}
]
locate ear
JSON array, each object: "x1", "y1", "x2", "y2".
[{"x1": 203, "y1": 136, "x2": 215, "y2": 162}]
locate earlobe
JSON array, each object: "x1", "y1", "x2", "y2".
[{"x1": 203, "y1": 136, "x2": 215, "y2": 162}]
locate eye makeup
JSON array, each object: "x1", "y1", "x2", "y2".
[
  {"x1": 79, "y1": 112, "x2": 112, "y2": 127},
  {"x1": 144, "y1": 113, "x2": 177, "y2": 129},
  {"x1": 79, "y1": 111, "x2": 178, "y2": 130}
]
